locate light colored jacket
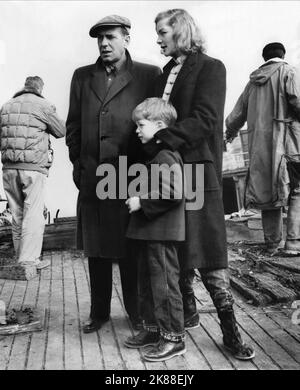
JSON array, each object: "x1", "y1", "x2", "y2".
[
  {"x1": 0, "y1": 89, "x2": 65, "y2": 175},
  {"x1": 226, "y1": 59, "x2": 300, "y2": 209}
]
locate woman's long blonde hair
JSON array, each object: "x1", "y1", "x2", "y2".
[{"x1": 155, "y1": 9, "x2": 206, "y2": 55}]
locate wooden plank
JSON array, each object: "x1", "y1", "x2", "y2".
[
  {"x1": 262, "y1": 307, "x2": 300, "y2": 344},
  {"x1": 233, "y1": 301, "x2": 300, "y2": 369},
  {"x1": 230, "y1": 275, "x2": 271, "y2": 306},
  {"x1": 0, "y1": 262, "x2": 37, "y2": 281},
  {"x1": 186, "y1": 324, "x2": 233, "y2": 370},
  {"x1": 183, "y1": 332, "x2": 212, "y2": 370},
  {"x1": 248, "y1": 273, "x2": 297, "y2": 302},
  {"x1": 99, "y1": 312, "x2": 125, "y2": 370},
  {"x1": 63, "y1": 252, "x2": 84, "y2": 370},
  {"x1": 26, "y1": 274, "x2": 50, "y2": 370},
  {"x1": 267, "y1": 257, "x2": 300, "y2": 274},
  {"x1": 235, "y1": 302, "x2": 300, "y2": 365},
  {"x1": 195, "y1": 280, "x2": 281, "y2": 370},
  {"x1": 2, "y1": 281, "x2": 28, "y2": 370},
  {"x1": 73, "y1": 254, "x2": 104, "y2": 370},
  {"x1": 6, "y1": 280, "x2": 40, "y2": 370},
  {"x1": 0, "y1": 280, "x2": 16, "y2": 369},
  {"x1": 44, "y1": 252, "x2": 64, "y2": 370}
]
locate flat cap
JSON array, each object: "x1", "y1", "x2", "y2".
[
  {"x1": 262, "y1": 42, "x2": 286, "y2": 57},
  {"x1": 89, "y1": 15, "x2": 131, "y2": 37}
]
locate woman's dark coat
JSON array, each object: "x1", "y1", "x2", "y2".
[
  {"x1": 154, "y1": 51, "x2": 228, "y2": 269},
  {"x1": 66, "y1": 53, "x2": 161, "y2": 258}
]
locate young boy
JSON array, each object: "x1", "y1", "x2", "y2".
[{"x1": 124, "y1": 98, "x2": 186, "y2": 362}]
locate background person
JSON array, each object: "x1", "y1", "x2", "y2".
[
  {"x1": 0, "y1": 76, "x2": 65, "y2": 270},
  {"x1": 226, "y1": 42, "x2": 300, "y2": 256}
]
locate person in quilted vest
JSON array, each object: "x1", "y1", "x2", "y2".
[{"x1": 0, "y1": 76, "x2": 65, "y2": 270}]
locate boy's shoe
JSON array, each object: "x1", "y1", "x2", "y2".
[
  {"x1": 124, "y1": 329, "x2": 160, "y2": 349},
  {"x1": 184, "y1": 313, "x2": 200, "y2": 330},
  {"x1": 142, "y1": 338, "x2": 186, "y2": 362}
]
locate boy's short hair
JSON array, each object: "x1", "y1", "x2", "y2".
[{"x1": 132, "y1": 98, "x2": 177, "y2": 127}]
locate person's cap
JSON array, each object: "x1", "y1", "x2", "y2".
[
  {"x1": 89, "y1": 15, "x2": 131, "y2": 37},
  {"x1": 262, "y1": 42, "x2": 286, "y2": 58},
  {"x1": 24, "y1": 76, "x2": 44, "y2": 91}
]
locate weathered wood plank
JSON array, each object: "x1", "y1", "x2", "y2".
[
  {"x1": 262, "y1": 307, "x2": 300, "y2": 344},
  {"x1": 230, "y1": 275, "x2": 272, "y2": 306},
  {"x1": 6, "y1": 280, "x2": 40, "y2": 370},
  {"x1": 44, "y1": 253, "x2": 64, "y2": 370},
  {"x1": 268, "y1": 257, "x2": 300, "y2": 274},
  {"x1": 0, "y1": 263, "x2": 37, "y2": 281},
  {"x1": 184, "y1": 332, "x2": 211, "y2": 370},
  {"x1": 187, "y1": 324, "x2": 233, "y2": 370},
  {"x1": 111, "y1": 283, "x2": 146, "y2": 370},
  {"x1": 63, "y1": 252, "x2": 84, "y2": 370},
  {"x1": 233, "y1": 301, "x2": 299, "y2": 369},
  {"x1": 248, "y1": 273, "x2": 297, "y2": 303},
  {"x1": 235, "y1": 302, "x2": 300, "y2": 365},
  {"x1": 2, "y1": 281, "x2": 28, "y2": 370},
  {"x1": 26, "y1": 272, "x2": 50, "y2": 370},
  {"x1": 0, "y1": 280, "x2": 17, "y2": 369},
  {"x1": 72, "y1": 254, "x2": 104, "y2": 370}
]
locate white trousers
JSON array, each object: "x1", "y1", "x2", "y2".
[{"x1": 2, "y1": 169, "x2": 46, "y2": 264}]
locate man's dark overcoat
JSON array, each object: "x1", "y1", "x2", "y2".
[
  {"x1": 154, "y1": 50, "x2": 228, "y2": 270},
  {"x1": 66, "y1": 52, "x2": 160, "y2": 258}
]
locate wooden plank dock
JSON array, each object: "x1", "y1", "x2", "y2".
[{"x1": 0, "y1": 250, "x2": 300, "y2": 370}]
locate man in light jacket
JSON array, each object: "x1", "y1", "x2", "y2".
[
  {"x1": 0, "y1": 76, "x2": 65, "y2": 270},
  {"x1": 226, "y1": 43, "x2": 300, "y2": 255}
]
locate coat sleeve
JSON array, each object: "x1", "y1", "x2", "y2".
[
  {"x1": 154, "y1": 59, "x2": 226, "y2": 151},
  {"x1": 139, "y1": 151, "x2": 184, "y2": 220},
  {"x1": 286, "y1": 67, "x2": 300, "y2": 120},
  {"x1": 66, "y1": 70, "x2": 82, "y2": 164},
  {"x1": 225, "y1": 82, "x2": 251, "y2": 139},
  {"x1": 44, "y1": 104, "x2": 66, "y2": 139}
]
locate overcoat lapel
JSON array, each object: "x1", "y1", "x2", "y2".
[
  {"x1": 170, "y1": 53, "x2": 198, "y2": 100},
  {"x1": 103, "y1": 70, "x2": 133, "y2": 106},
  {"x1": 90, "y1": 66, "x2": 106, "y2": 103}
]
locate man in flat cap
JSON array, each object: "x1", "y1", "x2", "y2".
[
  {"x1": 66, "y1": 15, "x2": 160, "y2": 333},
  {"x1": 226, "y1": 42, "x2": 300, "y2": 256},
  {"x1": 0, "y1": 76, "x2": 65, "y2": 274}
]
